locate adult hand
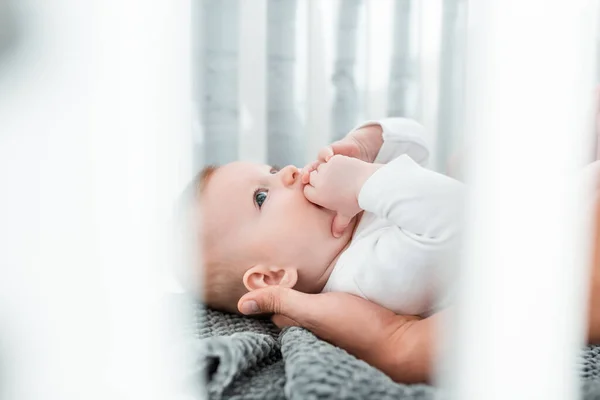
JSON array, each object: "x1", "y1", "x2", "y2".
[{"x1": 237, "y1": 287, "x2": 439, "y2": 383}]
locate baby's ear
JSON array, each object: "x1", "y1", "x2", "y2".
[{"x1": 243, "y1": 265, "x2": 298, "y2": 291}]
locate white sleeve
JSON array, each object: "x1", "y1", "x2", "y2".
[
  {"x1": 351, "y1": 117, "x2": 430, "y2": 166},
  {"x1": 352, "y1": 154, "x2": 464, "y2": 315}
]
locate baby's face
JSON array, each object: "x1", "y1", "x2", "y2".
[{"x1": 201, "y1": 161, "x2": 350, "y2": 293}]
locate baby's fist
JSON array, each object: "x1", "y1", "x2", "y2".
[
  {"x1": 303, "y1": 155, "x2": 381, "y2": 237},
  {"x1": 301, "y1": 139, "x2": 364, "y2": 184}
]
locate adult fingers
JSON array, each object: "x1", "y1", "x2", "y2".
[{"x1": 237, "y1": 286, "x2": 324, "y2": 332}]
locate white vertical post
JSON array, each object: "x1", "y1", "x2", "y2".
[
  {"x1": 239, "y1": 0, "x2": 267, "y2": 164},
  {"x1": 435, "y1": 0, "x2": 467, "y2": 174},
  {"x1": 0, "y1": 0, "x2": 195, "y2": 399},
  {"x1": 418, "y1": 0, "x2": 443, "y2": 171},
  {"x1": 332, "y1": 0, "x2": 362, "y2": 141},
  {"x1": 202, "y1": 0, "x2": 240, "y2": 165},
  {"x1": 193, "y1": 0, "x2": 206, "y2": 171},
  {"x1": 364, "y1": 0, "x2": 393, "y2": 120},
  {"x1": 306, "y1": 0, "x2": 333, "y2": 162},
  {"x1": 267, "y1": 0, "x2": 303, "y2": 167},
  {"x1": 388, "y1": 0, "x2": 419, "y2": 120},
  {"x1": 595, "y1": 4, "x2": 600, "y2": 161},
  {"x1": 448, "y1": 2, "x2": 597, "y2": 400}
]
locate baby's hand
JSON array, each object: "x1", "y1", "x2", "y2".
[
  {"x1": 301, "y1": 125, "x2": 383, "y2": 184},
  {"x1": 303, "y1": 155, "x2": 381, "y2": 237}
]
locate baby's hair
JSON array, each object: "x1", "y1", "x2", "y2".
[
  {"x1": 172, "y1": 165, "x2": 219, "y2": 297},
  {"x1": 197, "y1": 165, "x2": 219, "y2": 194},
  {"x1": 174, "y1": 165, "x2": 249, "y2": 314}
]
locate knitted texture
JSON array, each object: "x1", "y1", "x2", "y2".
[{"x1": 184, "y1": 298, "x2": 600, "y2": 400}]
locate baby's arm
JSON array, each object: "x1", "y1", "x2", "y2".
[
  {"x1": 366, "y1": 118, "x2": 430, "y2": 166},
  {"x1": 305, "y1": 154, "x2": 464, "y2": 314},
  {"x1": 354, "y1": 155, "x2": 464, "y2": 315},
  {"x1": 302, "y1": 118, "x2": 430, "y2": 181},
  {"x1": 359, "y1": 154, "x2": 464, "y2": 241}
]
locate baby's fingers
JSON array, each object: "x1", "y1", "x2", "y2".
[
  {"x1": 332, "y1": 213, "x2": 353, "y2": 238},
  {"x1": 301, "y1": 160, "x2": 321, "y2": 184},
  {"x1": 330, "y1": 141, "x2": 361, "y2": 159},
  {"x1": 318, "y1": 146, "x2": 334, "y2": 162},
  {"x1": 303, "y1": 184, "x2": 319, "y2": 204}
]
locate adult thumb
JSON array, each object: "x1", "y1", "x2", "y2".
[
  {"x1": 238, "y1": 286, "x2": 309, "y2": 325},
  {"x1": 332, "y1": 213, "x2": 353, "y2": 238}
]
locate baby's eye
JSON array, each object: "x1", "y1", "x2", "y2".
[
  {"x1": 254, "y1": 189, "x2": 268, "y2": 208},
  {"x1": 269, "y1": 166, "x2": 280, "y2": 174}
]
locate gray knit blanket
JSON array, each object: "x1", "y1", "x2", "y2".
[{"x1": 176, "y1": 295, "x2": 600, "y2": 399}]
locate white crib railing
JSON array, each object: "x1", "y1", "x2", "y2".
[{"x1": 448, "y1": 2, "x2": 597, "y2": 399}]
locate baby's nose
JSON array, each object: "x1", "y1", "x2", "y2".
[{"x1": 280, "y1": 165, "x2": 300, "y2": 186}]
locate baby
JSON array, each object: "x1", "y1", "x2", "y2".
[{"x1": 190, "y1": 118, "x2": 464, "y2": 316}]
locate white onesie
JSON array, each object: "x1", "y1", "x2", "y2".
[{"x1": 321, "y1": 118, "x2": 464, "y2": 316}]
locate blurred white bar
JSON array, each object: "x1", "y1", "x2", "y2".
[
  {"x1": 239, "y1": 0, "x2": 267, "y2": 164},
  {"x1": 388, "y1": 0, "x2": 420, "y2": 120},
  {"x1": 269, "y1": 0, "x2": 304, "y2": 166},
  {"x1": 0, "y1": 1, "x2": 195, "y2": 399},
  {"x1": 436, "y1": 0, "x2": 467, "y2": 173},
  {"x1": 306, "y1": 0, "x2": 332, "y2": 161},
  {"x1": 418, "y1": 0, "x2": 443, "y2": 170},
  {"x1": 202, "y1": 0, "x2": 240, "y2": 165},
  {"x1": 449, "y1": 2, "x2": 597, "y2": 400},
  {"x1": 193, "y1": 0, "x2": 206, "y2": 171},
  {"x1": 364, "y1": 0, "x2": 393, "y2": 120},
  {"x1": 595, "y1": 3, "x2": 600, "y2": 161},
  {"x1": 331, "y1": 0, "x2": 361, "y2": 141}
]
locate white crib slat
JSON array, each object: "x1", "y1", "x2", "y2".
[
  {"x1": 305, "y1": 0, "x2": 333, "y2": 162},
  {"x1": 202, "y1": 0, "x2": 240, "y2": 165},
  {"x1": 364, "y1": 0, "x2": 393, "y2": 120},
  {"x1": 239, "y1": 0, "x2": 267, "y2": 164},
  {"x1": 388, "y1": 0, "x2": 419, "y2": 120},
  {"x1": 192, "y1": 0, "x2": 206, "y2": 171},
  {"x1": 417, "y1": 0, "x2": 443, "y2": 171},
  {"x1": 595, "y1": 4, "x2": 600, "y2": 161},
  {"x1": 447, "y1": 2, "x2": 598, "y2": 400},
  {"x1": 332, "y1": 0, "x2": 362, "y2": 141},
  {"x1": 267, "y1": 0, "x2": 304, "y2": 167},
  {"x1": 0, "y1": 0, "x2": 195, "y2": 399},
  {"x1": 435, "y1": 0, "x2": 467, "y2": 173}
]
